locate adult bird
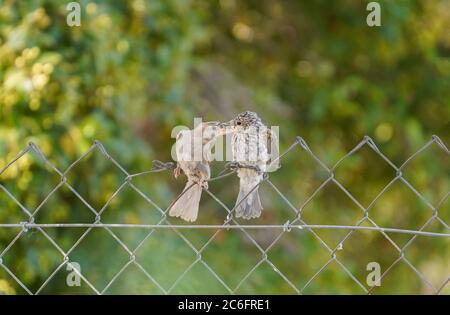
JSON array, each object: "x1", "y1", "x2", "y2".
[
  {"x1": 228, "y1": 111, "x2": 279, "y2": 219},
  {"x1": 169, "y1": 121, "x2": 230, "y2": 222}
]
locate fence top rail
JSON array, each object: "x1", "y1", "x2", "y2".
[{"x1": 0, "y1": 223, "x2": 449, "y2": 238}]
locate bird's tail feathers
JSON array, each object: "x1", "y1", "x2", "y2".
[
  {"x1": 235, "y1": 171, "x2": 263, "y2": 219},
  {"x1": 169, "y1": 181, "x2": 202, "y2": 222}
]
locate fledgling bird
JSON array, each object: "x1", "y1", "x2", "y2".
[
  {"x1": 169, "y1": 121, "x2": 230, "y2": 222},
  {"x1": 229, "y1": 111, "x2": 279, "y2": 219}
]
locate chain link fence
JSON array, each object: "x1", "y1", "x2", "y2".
[{"x1": 0, "y1": 135, "x2": 448, "y2": 295}]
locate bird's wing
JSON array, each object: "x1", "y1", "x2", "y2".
[
  {"x1": 176, "y1": 130, "x2": 194, "y2": 162},
  {"x1": 266, "y1": 127, "x2": 280, "y2": 171}
]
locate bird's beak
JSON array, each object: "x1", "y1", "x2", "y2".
[
  {"x1": 219, "y1": 120, "x2": 233, "y2": 128},
  {"x1": 219, "y1": 120, "x2": 234, "y2": 134}
]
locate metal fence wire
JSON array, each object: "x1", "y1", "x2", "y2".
[{"x1": 0, "y1": 135, "x2": 448, "y2": 295}]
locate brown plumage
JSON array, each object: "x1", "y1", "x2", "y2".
[{"x1": 169, "y1": 121, "x2": 230, "y2": 222}]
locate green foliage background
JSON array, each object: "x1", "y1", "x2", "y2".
[{"x1": 0, "y1": 0, "x2": 448, "y2": 294}]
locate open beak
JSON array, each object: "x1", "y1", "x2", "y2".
[
  {"x1": 219, "y1": 120, "x2": 235, "y2": 134},
  {"x1": 219, "y1": 120, "x2": 233, "y2": 128}
]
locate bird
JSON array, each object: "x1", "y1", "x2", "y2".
[
  {"x1": 228, "y1": 111, "x2": 279, "y2": 219},
  {"x1": 169, "y1": 121, "x2": 231, "y2": 222}
]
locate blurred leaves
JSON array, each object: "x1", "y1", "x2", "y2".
[{"x1": 0, "y1": 0, "x2": 449, "y2": 294}]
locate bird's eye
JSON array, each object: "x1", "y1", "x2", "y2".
[{"x1": 236, "y1": 121, "x2": 242, "y2": 125}]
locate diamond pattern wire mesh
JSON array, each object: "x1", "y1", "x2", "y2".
[{"x1": 0, "y1": 135, "x2": 448, "y2": 295}]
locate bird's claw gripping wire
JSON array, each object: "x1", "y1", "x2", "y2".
[
  {"x1": 151, "y1": 160, "x2": 176, "y2": 172},
  {"x1": 225, "y1": 162, "x2": 261, "y2": 172},
  {"x1": 224, "y1": 161, "x2": 240, "y2": 171}
]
